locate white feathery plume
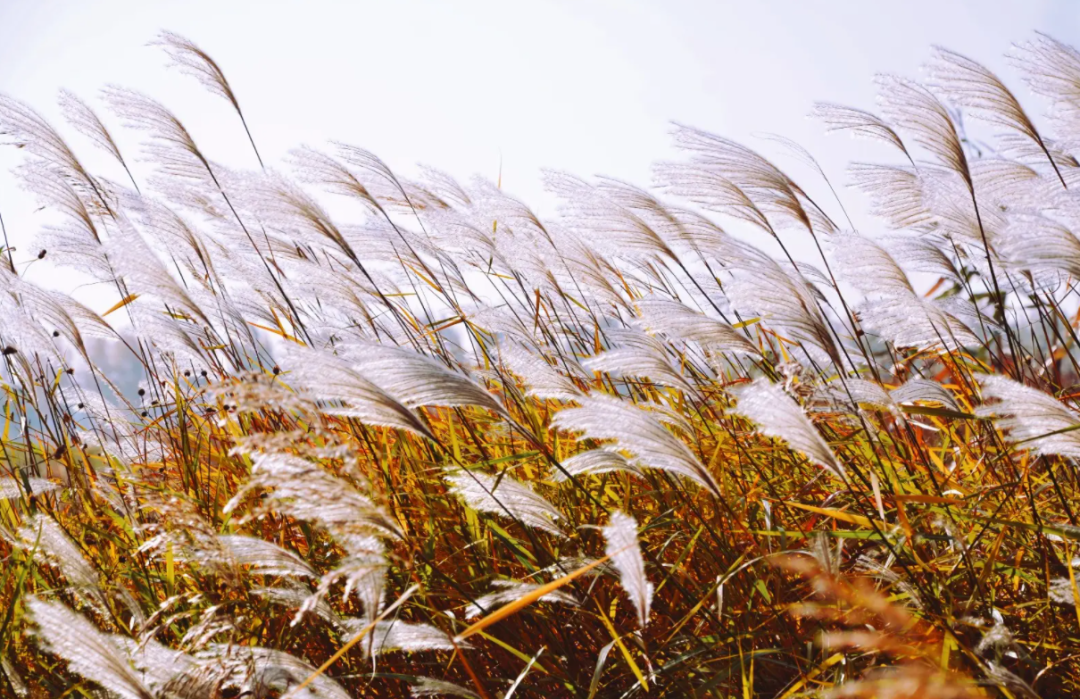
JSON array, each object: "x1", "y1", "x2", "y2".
[
  {"x1": 498, "y1": 341, "x2": 583, "y2": 401},
  {"x1": 810, "y1": 102, "x2": 911, "y2": 159},
  {"x1": 976, "y1": 374, "x2": 1080, "y2": 458},
  {"x1": 465, "y1": 579, "x2": 580, "y2": 618},
  {"x1": 206, "y1": 644, "x2": 351, "y2": 699},
  {"x1": 552, "y1": 393, "x2": 720, "y2": 497},
  {"x1": 544, "y1": 170, "x2": 677, "y2": 262},
  {"x1": 216, "y1": 535, "x2": 316, "y2": 578},
  {"x1": 58, "y1": 89, "x2": 128, "y2": 167},
  {"x1": 410, "y1": 678, "x2": 482, "y2": 699},
  {"x1": 889, "y1": 378, "x2": 959, "y2": 411},
  {"x1": 730, "y1": 379, "x2": 843, "y2": 477},
  {"x1": 829, "y1": 232, "x2": 915, "y2": 298},
  {"x1": 603, "y1": 511, "x2": 653, "y2": 628},
  {"x1": 997, "y1": 213, "x2": 1080, "y2": 280},
  {"x1": 16, "y1": 515, "x2": 101, "y2": 594},
  {"x1": 282, "y1": 345, "x2": 433, "y2": 439},
  {"x1": 225, "y1": 452, "x2": 402, "y2": 540},
  {"x1": 719, "y1": 237, "x2": 840, "y2": 366},
  {"x1": 0, "y1": 477, "x2": 59, "y2": 500},
  {"x1": 582, "y1": 328, "x2": 695, "y2": 393},
  {"x1": 858, "y1": 295, "x2": 981, "y2": 351},
  {"x1": 550, "y1": 449, "x2": 641, "y2": 482},
  {"x1": 352, "y1": 619, "x2": 458, "y2": 656},
  {"x1": 1011, "y1": 32, "x2": 1080, "y2": 144},
  {"x1": 341, "y1": 343, "x2": 507, "y2": 415},
  {"x1": 817, "y1": 377, "x2": 958, "y2": 414},
  {"x1": 27, "y1": 598, "x2": 153, "y2": 699},
  {"x1": 445, "y1": 469, "x2": 565, "y2": 537},
  {"x1": 665, "y1": 123, "x2": 837, "y2": 236},
  {"x1": 928, "y1": 46, "x2": 1059, "y2": 174},
  {"x1": 876, "y1": 74, "x2": 970, "y2": 183}
]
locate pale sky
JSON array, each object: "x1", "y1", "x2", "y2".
[{"x1": 1, "y1": 0, "x2": 1077, "y2": 305}]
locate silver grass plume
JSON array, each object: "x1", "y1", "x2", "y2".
[
  {"x1": 58, "y1": 90, "x2": 129, "y2": 170},
  {"x1": 26, "y1": 598, "x2": 153, "y2": 699},
  {"x1": 730, "y1": 379, "x2": 843, "y2": 478},
  {"x1": 341, "y1": 342, "x2": 507, "y2": 416},
  {"x1": 635, "y1": 295, "x2": 760, "y2": 358},
  {"x1": 552, "y1": 393, "x2": 720, "y2": 497},
  {"x1": 410, "y1": 677, "x2": 482, "y2": 699},
  {"x1": 976, "y1": 374, "x2": 1080, "y2": 458},
  {"x1": 809, "y1": 102, "x2": 911, "y2": 160},
  {"x1": 445, "y1": 469, "x2": 565, "y2": 537},
  {"x1": 603, "y1": 511, "x2": 653, "y2": 628},
  {"x1": 0, "y1": 477, "x2": 59, "y2": 500},
  {"x1": 928, "y1": 46, "x2": 1061, "y2": 178},
  {"x1": 582, "y1": 328, "x2": 696, "y2": 393},
  {"x1": 497, "y1": 341, "x2": 584, "y2": 401},
  {"x1": 15, "y1": 515, "x2": 102, "y2": 599},
  {"x1": 1011, "y1": 32, "x2": 1080, "y2": 145},
  {"x1": 282, "y1": 345, "x2": 434, "y2": 439},
  {"x1": 550, "y1": 449, "x2": 641, "y2": 482},
  {"x1": 876, "y1": 74, "x2": 971, "y2": 185},
  {"x1": 465, "y1": 580, "x2": 579, "y2": 618},
  {"x1": 225, "y1": 451, "x2": 402, "y2": 539},
  {"x1": 216, "y1": 534, "x2": 316, "y2": 578}
]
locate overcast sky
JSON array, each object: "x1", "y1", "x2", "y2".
[{"x1": 1, "y1": 1, "x2": 1077, "y2": 305}]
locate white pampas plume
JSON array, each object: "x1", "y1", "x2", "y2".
[
  {"x1": 809, "y1": 102, "x2": 911, "y2": 159},
  {"x1": 582, "y1": 328, "x2": 695, "y2": 393},
  {"x1": 889, "y1": 378, "x2": 960, "y2": 411},
  {"x1": 282, "y1": 345, "x2": 434, "y2": 439},
  {"x1": 603, "y1": 511, "x2": 653, "y2": 628},
  {"x1": 16, "y1": 515, "x2": 101, "y2": 594},
  {"x1": 466, "y1": 580, "x2": 580, "y2": 617},
  {"x1": 343, "y1": 622, "x2": 457, "y2": 661},
  {"x1": 217, "y1": 535, "x2": 316, "y2": 578},
  {"x1": 498, "y1": 341, "x2": 583, "y2": 401},
  {"x1": 410, "y1": 677, "x2": 481, "y2": 698},
  {"x1": 635, "y1": 296, "x2": 760, "y2": 357},
  {"x1": 550, "y1": 449, "x2": 641, "y2": 482},
  {"x1": 731, "y1": 379, "x2": 843, "y2": 477},
  {"x1": 343, "y1": 343, "x2": 507, "y2": 415},
  {"x1": 552, "y1": 394, "x2": 720, "y2": 497},
  {"x1": 27, "y1": 598, "x2": 153, "y2": 699},
  {"x1": 0, "y1": 477, "x2": 59, "y2": 500},
  {"x1": 445, "y1": 469, "x2": 565, "y2": 537},
  {"x1": 976, "y1": 375, "x2": 1080, "y2": 458}
]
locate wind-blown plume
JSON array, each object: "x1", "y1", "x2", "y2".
[
  {"x1": 730, "y1": 379, "x2": 843, "y2": 477},
  {"x1": 283, "y1": 345, "x2": 434, "y2": 439},
  {"x1": 1011, "y1": 32, "x2": 1080, "y2": 145},
  {"x1": 465, "y1": 580, "x2": 579, "y2": 617},
  {"x1": 810, "y1": 102, "x2": 911, "y2": 160},
  {"x1": 929, "y1": 46, "x2": 1061, "y2": 178},
  {"x1": 445, "y1": 469, "x2": 565, "y2": 537},
  {"x1": 876, "y1": 75, "x2": 970, "y2": 185},
  {"x1": 550, "y1": 449, "x2": 640, "y2": 482},
  {"x1": 976, "y1": 375, "x2": 1080, "y2": 458},
  {"x1": 217, "y1": 535, "x2": 316, "y2": 578},
  {"x1": 603, "y1": 511, "x2": 653, "y2": 628},
  {"x1": 498, "y1": 341, "x2": 583, "y2": 401},
  {"x1": 552, "y1": 393, "x2": 721, "y2": 496},
  {"x1": 582, "y1": 328, "x2": 695, "y2": 393},
  {"x1": 635, "y1": 296, "x2": 760, "y2": 357},
  {"x1": 27, "y1": 598, "x2": 152, "y2": 699}
]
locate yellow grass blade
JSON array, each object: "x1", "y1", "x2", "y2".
[{"x1": 102, "y1": 293, "x2": 139, "y2": 317}]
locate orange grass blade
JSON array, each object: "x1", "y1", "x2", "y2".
[{"x1": 455, "y1": 555, "x2": 611, "y2": 642}]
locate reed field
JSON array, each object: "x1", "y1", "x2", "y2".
[{"x1": 3, "y1": 30, "x2": 1080, "y2": 698}]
